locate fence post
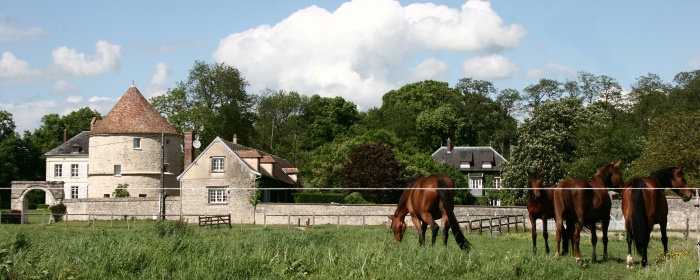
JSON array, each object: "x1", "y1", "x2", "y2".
[
  {"x1": 362, "y1": 215, "x2": 366, "y2": 230},
  {"x1": 264, "y1": 213, "x2": 267, "y2": 229},
  {"x1": 287, "y1": 215, "x2": 291, "y2": 230},
  {"x1": 313, "y1": 215, "x2": 315, "y2": 229},
  {"x1": 111, "y1": 214, "x2": 114, "y2": 228},
  {"x1": 337, "y1": 215, "x2": 340, "y2": 229},
  {"x1": 479, "y1": 219, "x2": 483, "y2": 235}
]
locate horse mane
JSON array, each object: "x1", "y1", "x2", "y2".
[{"x1": 650, "y1": 167, "x2": 680, "y2": 189}]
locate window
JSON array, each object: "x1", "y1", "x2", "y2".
[
  {"x1": 208, "y1": 188, "x2": 228, "y2": 203},
  {"x1": 114, "y1": 165, "x2": 121, "y2": 176},
  {"x1": 104, "y1": 194, "x2": 110, "y2": 198},
  {"x1": 493, "y1": 177, "x2": 501, "y2": 189},
  {"x1": 138, "y1": 194, "x2": 147, "y2": 197},
  {"x1": 71, "y1": 186, "x2": 79, "y2": 199},
  {"x1": 72, "y1": 146, "x2": 80, "y2": 153},
  {"x1": 133, "y1": 138, "x2": 141, "y2": 149},
  {"x1": 459, "y1": 162, "x2": 471, "y2": 169},
  {"x1": 54, "y1": 164, "x2": 63, "y2": 178},
  {"x1": 212, "y1": 157, "x2": 224, "y2": 172},
  {"x1": 481, "y1": 162, "x2": 492, "y2": 169},
  {"x1": 71, "y1": 164, "x2": 79, "y2": 177},
  {"x1": 469, "y1": 177, "x2": 483, "y2": 189},
  {"x1": 165, "y1": 139, "x2": 171, "y2": 145}
]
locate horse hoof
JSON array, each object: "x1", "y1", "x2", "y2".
[{"x1": 626, "y1": 255, "x2": 633, "y2": 268}]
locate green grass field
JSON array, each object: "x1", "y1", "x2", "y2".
[{"x1": 0, "y1": 221, "x2": 697, "y2": 279}]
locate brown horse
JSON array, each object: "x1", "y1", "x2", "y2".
[
  {"x1": 622, "y1": 167, "x2": 693, "y2": 268},
  {"x1": 527, "y1": 170, "x2": 568, "y2": 255},
  {"x1": 388, "y1": 175, "x2": 472, "y2": 251},
  {"x1": 554, "y1": 161, "x2": 621, "y2": 262}
]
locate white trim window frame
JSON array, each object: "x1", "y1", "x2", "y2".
[
  {"x1": 71, "y1": 186, "x2": 79, "y2": 199},
  {"x1": 114, "y1": 165, "x2": 121, "y2": 176},
  {"x1": 212, "y1": 157, "x2": 225, "y2": 173},
  {"x1": 208, "y1": 188, "x2": 228, "y2": 204},
  {"x1": 133, "y1": 137, "x2": 141, "y2": 149},
  {"x1": 493, "y1": 177, "x2": 502, "y2": 189},
  {"x1": 71, "y1": 164, "x2": 79, "y2": 178},
  {"x1": 54, "y1": 164, "x2": 63, "y2": 178}
]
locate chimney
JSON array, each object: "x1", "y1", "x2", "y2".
[
  {"x1": 233, "y1": 134, "x2": 237, "y2": 144},
  {"x1": 447, "y1": 138, "x2": 452, "y2": 153},
  {"x1": 184, "y1": 131, "x2": 194, "y2": 169},
  {"x1": 63, "y1": 129, "x2": 67, "y2": 143}
]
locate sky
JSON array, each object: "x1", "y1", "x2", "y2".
[{"x1": 1, "y1": 0, "x2": 699, "y2": 133}]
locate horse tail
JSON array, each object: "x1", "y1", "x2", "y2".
[
  {"x1": 631, "y1": 179, "x2": 649, "y2": 255},
  {"x1": 437, "y1": 179, "x2": 472, "y2": 252}
]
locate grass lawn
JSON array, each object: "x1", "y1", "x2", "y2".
[{"x1": 0, "y1": 222, "x2": 697, "y2": 279}]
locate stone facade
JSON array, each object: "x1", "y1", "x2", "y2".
[{"x1": 88, "y1": 134, "x2": 181, "y2": 198}]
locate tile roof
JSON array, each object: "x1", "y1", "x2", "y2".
[
  {"x1": 222, "y1": 140, "x2": 298, "y2": 185},
  {"x1": 431, "y1": 146, "x2": 507, "y2": 172},
  {"x1": 91, "y1": 85, "x2": 179, "y2": 135},
  {"x1": 45, "y1": 131, "x2": 90, "y2": 156}
]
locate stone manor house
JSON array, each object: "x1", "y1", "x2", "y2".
[{"x1": 11, "y1": 85, "x2": 298, "y2": 223}]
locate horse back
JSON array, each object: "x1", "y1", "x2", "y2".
[
  {"x1": 555, "y1": 178, "x2": 594, "y2": 216},
  {"x1": 406, "y1": 175, "x2": 443, "y2": 219}
]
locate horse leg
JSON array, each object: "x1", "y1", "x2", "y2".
[
  {"x1": 602, "y1": 217, "x2": 610, "y2": 261},
  {"x1": 420, "y1": 213, "x2": 439, "y2": 246},
  {"x1": 563, "y1": 218, "x2": 575, "y2": 256},
  {"x1": 542, "y1": 217, "x2": 550, "y2": 255},
  {"x1": 590, "y1": 222, "x2": 598, "y2": 262},
  {"x1": 529, "y1": 215, "x2": 538, "y2": 254},
  {"x1": 410, "y1": 215, "x2": 425, "y2": 246},
  {"x1": 442, "y1": 217, "x2": 450, "y2": 246},
  {"x1": 573, "y1": 218, "x2": 584, "y2": 262},
  {"x1": 625, "y1": 217, "x2": 634, "y2": 268},
  {"x1": 660, "y1": 220, "x2": 669, "y2": 255},
  {"x1": 554, "y1": 214, "x2": 564, "y2": 259}
]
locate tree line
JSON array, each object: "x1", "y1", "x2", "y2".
[{"x1": 1, "y1": 59, "x2": 698, "y2": 207}]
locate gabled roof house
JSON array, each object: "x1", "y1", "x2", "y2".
[{"x1": 431, "y1": 138, "x2": 507, "y2": 204}]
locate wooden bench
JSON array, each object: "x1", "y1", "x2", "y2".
[{"x1": 198, "y1": 214, "x2": 232, "y2": 228}]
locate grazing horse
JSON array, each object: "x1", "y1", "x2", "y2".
[
  {"x1": 388, "y1": 175, "x2": 472, "y2": 251},
  {"x1": 554, "y1": 161, "x2": 621, "y2": 262},
  {"x1": 622, "y1": 167, "x2": 693, "y2": 268},
  {"x1": 527, "y1": 170, "x2": 568, "y2": 255}
]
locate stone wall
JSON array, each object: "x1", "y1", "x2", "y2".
[{"x1": 57, "y1": 196, "x2": 700, "y2": 230}]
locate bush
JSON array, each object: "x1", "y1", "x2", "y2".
[
  {"x1": 27, "y1": 203, "x2": 37, "y2": 210},
  {"x1": 291, "y1": 193, "x2": 344, "y2": 203},
  {"x1": 48, "y1": 203, "x2": 67, "y2": 222},
  {"x1": 36, "y1": 204, "x2": 49, "y2": 209},
  {"x1": 113, "y1": 183, "x2": 130, "y2": 198},
  {"x1": 343, "y1": 192, "x2": 373, "y2": 204}
]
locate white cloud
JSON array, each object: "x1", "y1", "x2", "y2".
[
  {"x1": 462, "y1": 54, "x2": 518, "y2": 80},
  {"x1": 525, "y1": 62, "x2": 575, "y2": 80},
  {"x1": 0, "y1": 51, "x2": 41, "y2": 81},
  {"x1": 51, "y1": 40, "x2": 122, "y2": 77},
  {"x1": 0, "y1": 100, "x2": 61, "y2": 133},
  {"x1": 142, "y1": 62, "x2": 170, "y2": 98},
  {"x1": 212, "y1": 0, "x2": 525, "y2": 109},
  {"x1": 0, "y1": 24, "x2": 46, "y2": 43},
  {"x1": 88, "y1": 96, "x2": 116, "y2": 103},
  {"x1": 409, "y1": 58, "x2": 449, "y2": 83},
  {"x1": 687, "y1": 56, "x2": 700, "y2": 69},
  {"x1": 66, "y1": 96, "x2": 82, "y2": 103},
  {"x1": 52, "y1": 80, "x2": 80, "y2": 95}
]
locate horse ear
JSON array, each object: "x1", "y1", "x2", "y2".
[
  {"x1": 538, "y1": 170, "x2": 545, "y2": 177},
  {"x1": 614, "y1": 160, "x2": 621, "y2": 168},
  {"x1": 388, "y1": 215, "x2": 395, "y2": 220}
]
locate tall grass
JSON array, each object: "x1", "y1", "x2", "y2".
[{"x1": 0, "y1": 222, "x2": 697, "y2": 279}]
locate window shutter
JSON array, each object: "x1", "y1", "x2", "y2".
[
  {"x1": 50, "y1": 164, "x2": 55, "y2": 178},
  {"x1": 79, "y1": 186, "x2": 88, "y2": 198},
  {"x1": 80, "y1": 164, "x2": 87, "y2": 178}
]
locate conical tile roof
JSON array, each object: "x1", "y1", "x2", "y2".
[{"x1": 91, "y1": 85, "x2": 179, "y2": 135}]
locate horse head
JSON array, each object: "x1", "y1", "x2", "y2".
[
  {"x1": 387, "y1": 214, "x2": 407, "y2": 242},
  {"x1": 596, "y1": 161, "x2": 623, "y2": 190},
  {"x1": 528, "y1": 170, "x2": 546, "y2": 200},
  {"x1": 670, "y1": 167, "x2": 693, "y2": 202}
]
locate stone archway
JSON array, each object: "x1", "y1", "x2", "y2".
[{"x1": 11, "y1": 181, "x2": 64, "y2": 224}]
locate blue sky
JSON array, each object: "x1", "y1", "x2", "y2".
[{"x1": 2, "y1": 0, "x2": 699, "y2": 133}]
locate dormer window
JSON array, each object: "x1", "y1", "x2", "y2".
[
  {"x1": 72, "y1": 145, "x2": 80, "y2": 153},
  {"x1": 481, "y1": 162, "x2": 492, "y2": 169},
  {"x1": 133, "y1": 138, "x2": 141, "y2": 149},
  {"x1": 459, "y1": 161, "x2": 471, "y2": 169}
]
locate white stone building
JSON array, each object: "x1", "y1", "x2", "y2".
[{"x1": 44, "y1": 131, "x2": 90, "y2": 202}]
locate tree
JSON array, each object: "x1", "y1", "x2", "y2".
[
  {"x1": 253, "y1": 89, "x2": 307, "y2": 162},
  {"x1": 0, "y1": 111, "x2": 42, "y2": 208},
  {"x1": 338, "y1": 142, "x2": 405, "y2": 204},
  {"x1": 627, "y1": 111, "x2": 700, "y2": 187},
  {"x1": 500, "y1": 98, "x2": 589, "y2": 205},
  {"x1": 151, "y1": 61, "x2": 256, "y2": 146},
  {"x1": 27, "y1": 107, "x2": 102, "y2": 154},
  {"x1": 522, "y1": 78, "x2": 562, "y2": 114},
  {"x1": 628, "y1": 73, "x2": 672, "y2": 133},
  {"x1": 302, "y1": 95, "x2": 361, "y2": 150},
  {"x1": 113, "y1": 183, "x2": 130, "y2": 198}
]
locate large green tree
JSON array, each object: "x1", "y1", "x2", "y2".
[
  {"x1": 0, "y1": 111, "x2": 43, "y2": 208},
  {"x1": 338, "y1": 142, "x2": 406, "y2": 204},
  {"x1": 151, "y1": 61, "x2": 255, "y2": 146},
  {"x1": 27, "y1": 107, "x2": 102, "y2": 154},
  {"x1": 500, "y1": 98, "x2": 589, "y2": 205}
]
